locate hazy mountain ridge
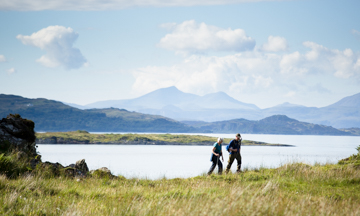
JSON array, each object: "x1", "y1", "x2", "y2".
[
  {"x1": 82, "y1": 87, "x2": 360, "y2": 128},
  {"x1": 87, "y1": 86, "x2": 259, "y2": 111},
  {"x1": 183, "y1": 115, "x2": 353, "y2": 135}
]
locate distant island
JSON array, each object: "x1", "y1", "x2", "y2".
[{"x1": 36, "y1": 130, "x2": 293, "y2": 146}]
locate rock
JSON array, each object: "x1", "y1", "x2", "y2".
[
  {"x1": 0, "y1": 114, "x2": 36, "y2": 155},
  {"x1": 39, "y1": 161, "x2": 65, "y2": 177},
  {"x1": 30, "y1": 158, "x2": 41, "y2": 169},
  {"x1": 90, "y1": 167, "x2": 118, "y2": 179},
  {"x1": 75, "y1": 159, "x2": 89, "y2": 174}
]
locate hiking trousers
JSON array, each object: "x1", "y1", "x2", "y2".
[
  {"x1": 208, "y1": 155, "x2": 223, "y2": 175},
  {"x1": 225, "y1": 152, "x2": 242, "y2": 173}
]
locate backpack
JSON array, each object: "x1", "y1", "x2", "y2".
[
  {"x1": 226, "y1": 143, "x2": 231, "y2": 152},
  {"x1": 226, "y1": 139, "x2": 241, "y2": 152}
]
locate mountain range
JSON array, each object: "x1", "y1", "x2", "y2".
[
  {"x1": 79, "y1": 86, "x2": 360, "y2": 128},
  {"x1": 0, "y1": 93, "x2": 358, "y2": 135}
]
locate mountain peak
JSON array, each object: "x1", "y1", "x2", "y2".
[
  {"x1": 326, "y1": 92, "x2": 360, "y2": 108},
  {"x1": 260, "y1": 115, "x2": 298, "y2": 123},
  {"x1": 275, "y1": 102, "x2": 305, "y2": 108}
]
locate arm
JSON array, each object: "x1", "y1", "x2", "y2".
[
  {"x1": 229, "y1": 140, "x2": 238, "y2": 152},
  {"x1": 212, "y1": 147, "x2": 219, "y2": 157}
]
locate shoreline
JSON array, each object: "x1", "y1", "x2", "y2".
[
  {"x1": 36, "y1": 143, "x2": 294, "y2": 147},
  {"x1": 35, "y1": 131, "x2": 295, "y2": 147}
]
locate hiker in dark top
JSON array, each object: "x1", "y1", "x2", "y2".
[
  {"x1": 225, "y1": 133, "x2": 242, "y2": 173},
  {"x1": 208, "y1": 137, "x2": 224, "y2": 175}
]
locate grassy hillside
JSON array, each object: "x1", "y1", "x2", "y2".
[
  {"x1": 0, "y1": 94, "x2": 195, "y2": 132},
  {"x1": 35, "y1": 131, "x2": 290, "y2": 146},
  {"x1": 1, "y1": 147, "x2": 359, "y2": 215}
]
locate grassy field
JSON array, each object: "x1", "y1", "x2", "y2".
[
  {"x1": 1, "y1": 148, "x2": 360, "y2": 215},
  {"x1": 36, "y1": 131, "x2": 290, "y2": 146}
]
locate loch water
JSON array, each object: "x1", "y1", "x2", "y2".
[{"x1": 37, "y1": 133, "x2": 360, "y2": 179}]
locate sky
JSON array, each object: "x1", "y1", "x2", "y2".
[{"x1": 0, "y1": 0, "x2": 360, "y2": 109}]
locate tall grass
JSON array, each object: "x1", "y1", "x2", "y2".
[{"x1": 1, "y1": 161, "x2": 360, "y2": 215}]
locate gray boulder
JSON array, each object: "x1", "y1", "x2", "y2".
[
  {"x1": 0, "y1": 114, "x2": 37, "y2": 155},
  {"x1": 75, "y1": 159, "x2": 89, "y2": 174}
]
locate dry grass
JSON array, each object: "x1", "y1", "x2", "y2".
[{"x1": 1, "y1": 162, "x2": 360, "y2": 215}]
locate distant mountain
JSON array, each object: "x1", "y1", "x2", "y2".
[
  {"x1": 183, "y1": 115, "x2": 354, "y2": 135},
  {"x1": 87, "y1": 86, "x2": 259, "y2": 111},
  {"x1": 63, "y1": 102, "x2": 90, "y2": 110},
  {"x1": 77, "y1": 88, "x2": 360, "y2": 128},
  {"x1": 325, "y1": 92, "x2": 360, "y2": 108},
  {"x1": 263, "y1": 92, "x2": 360, "y2": 128},
  {"x1": 0, "y1": 94, "x2": 197, "y2": 132}
]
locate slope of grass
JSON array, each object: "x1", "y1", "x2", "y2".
[{"x1": 1, "y1": 161, "x2": 359, "y2": 215}]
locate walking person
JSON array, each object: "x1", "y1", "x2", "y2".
[
  {"x1": 208, "y1": 137, "x2": 224, "y2": 175},
  {"x1": 225, "y1": 133, "x2": 242, "y2": 173}
]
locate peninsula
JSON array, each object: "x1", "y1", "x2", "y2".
[{"x1": 36, "y1": 130, "x2": 293, "y2": 146}]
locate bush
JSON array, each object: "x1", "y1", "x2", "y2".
[{"x1": 0, "y1": 152, "x2": 30, "y2": 178}]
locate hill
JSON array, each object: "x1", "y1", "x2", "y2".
[
  {"x1": 183, "y1": 115, "x2": 354, "y2": 135},
  {"x1": 0, "y1": 94, "x2": 196, "y2": 132}
]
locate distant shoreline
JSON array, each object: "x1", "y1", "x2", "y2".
[{"x1": 35, "y1": 131, "x2": 294, "y2": 147}]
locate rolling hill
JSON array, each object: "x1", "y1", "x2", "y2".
[{"x1": 0, "y1": 94, "x2": 196, "y2": 132}]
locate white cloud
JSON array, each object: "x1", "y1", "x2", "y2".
[
  {"x1": 280, "y1": 51, "x2": 308, "y2": 75},
  {"x1": 260, "y1": 36, "x2": 288, "y2": 52},
  {"x1": 17, "y1": 25, "x2": 87, "y2": 69},
  {"x1": 352, "y1": 29, "x2": 360, "y2": 40},
  {"x1": 158, "y1": 20, "x2": 255, "y2": 53},
  {"x1": 132, "y1": 52, "x2": 280, "y2": 96},
  {"x1": 0, "y1": 0, "x2": 290, "y2": 11},
  {"x1": 7, "y1": 68, "x2": 16, "y2": 74},
  {"x1": 132, "y1": 42, "x2": 360, "y2": 97},
  {"x1": 303, "y1": 41, "x2": 360, "y2": 78},
  {"x1": 0, "y1": 55, "x2": 6, "y2": 62}
]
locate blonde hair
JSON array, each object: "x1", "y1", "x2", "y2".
[{"x1": 217, "y1": 137, "x2": 224, "y2": 142}]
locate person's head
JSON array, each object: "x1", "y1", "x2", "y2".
[
  {"x1": 217, "y1": 137, "x2": 224, "y2": 144},
  {"x1": 235, "y1": 133, "x2": 241, "y2": 141}
]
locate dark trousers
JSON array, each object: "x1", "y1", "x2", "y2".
[
  {"x1": 225, "y1": 152, "x2": 242, "y2": 173},
  {"x1": 208, "y1": 155, "x2": 223, "y2": 175}
]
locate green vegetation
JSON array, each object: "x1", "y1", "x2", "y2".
[
  {"x1": 1, "y1": 146, "x2": 360, "y2": 215},
  {"x1": 0, "y1": 94, "x2": 196, "y2": 132},
  {"x1": 35, "y1": 131, "x2": 290, "y2": 146}
]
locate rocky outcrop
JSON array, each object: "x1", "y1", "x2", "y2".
[
  {"x1": 39, "y1": 159, "x2": 90, "y2": 178},
  {"x1": 90, "y1": 167, "x2": 118, "y2": 179},
  {"x1": 0, "y1": 114, "x2": 100, "y2": 178},
  {"x1": 0, "y1": 114, "x2": 37, "y2": 155}
]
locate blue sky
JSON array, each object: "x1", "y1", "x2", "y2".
[{"x1": 1, "y1": 0, "x2": 360, "y2": 108}]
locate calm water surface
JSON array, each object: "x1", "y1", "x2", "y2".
[{"x1": 37, "y1": 134, "x2": 360, "y2": 179}]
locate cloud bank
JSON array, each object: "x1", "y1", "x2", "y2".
[
  {"x1": 159, "y1": 20, "x2": 255, "y2": 53},
  {"x1": 139, "y1": 21, "x2": 360, "y2": 102},
  {"x1": 132, "y1": 42, "x2": 360, "y2": 97},
  {"x1": 1, "y1": 0, "x2": 289, "y2": 11},
  {"x1": 17, "y1": 26, "x2": 87, "y2": 70}
]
